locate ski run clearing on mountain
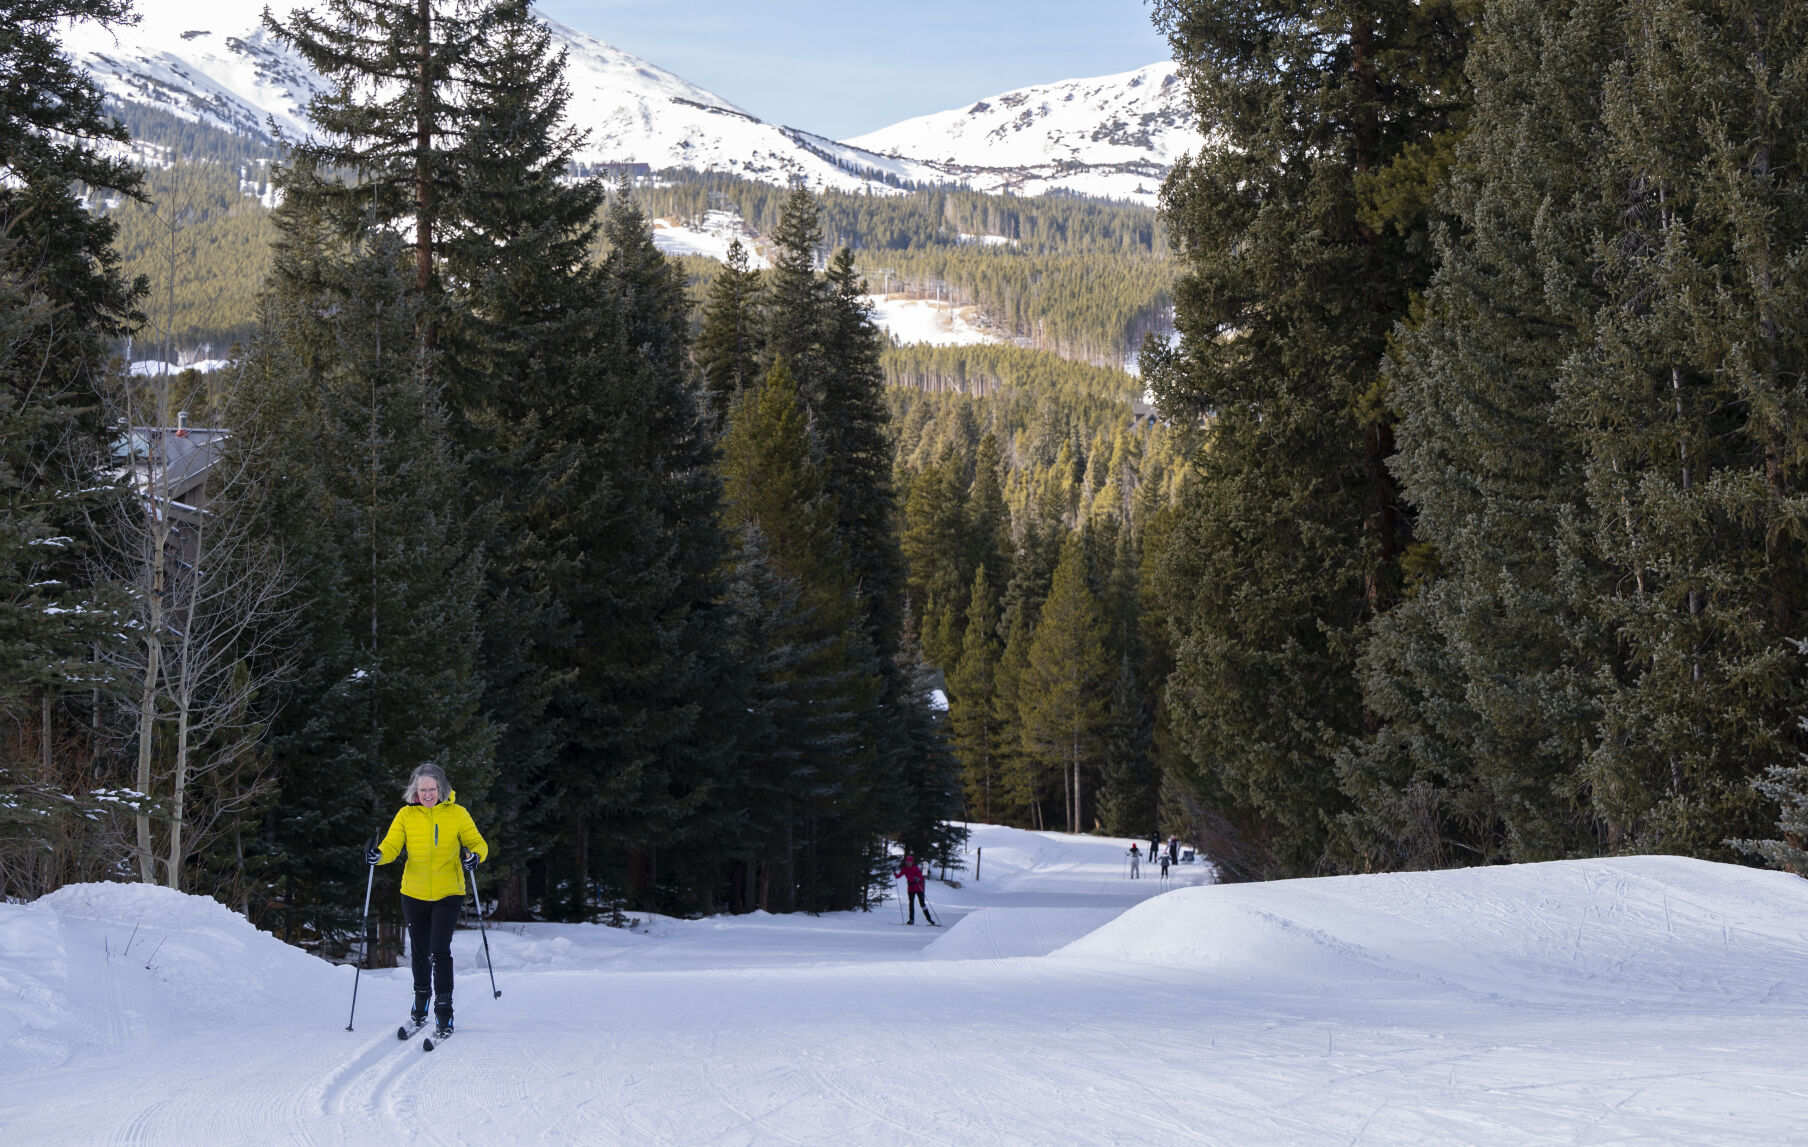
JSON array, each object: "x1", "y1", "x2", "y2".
[{"x1": 4, "y1": 824, "x2": 1806, "y2": 1145}]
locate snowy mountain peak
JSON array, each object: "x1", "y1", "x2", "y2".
[
  {"x1": 58, "y1": 0, "x2": 1196, "y2": 203},
  {"x1": 60, "y1": 0, "x2": 946, "y2": 193},
  {"x1": 844, "y1": 62, "x2": 1203, "y2": 202}
]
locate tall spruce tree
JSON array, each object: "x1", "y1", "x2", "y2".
[
  {"x1": 719, "y1": 360, "x2": 880, "y2": 912},
  {"x1": 0, "y1": 0, "x2": 144, "y2": 885},
  {"x1": 757, "y1": 189, "x2": 913, "y2": 897},
  {"x1": 761, "y1": 192, "x2": 906, "y2": 655},
  {"x1": 1147, "y1": 0, "x2": 1472, "y2": 876},
  {"x1": 695, "y1": 239, "x2": 764, "y2": 420},
  {"x1": 900, "y1": 449, "x2": 973, "y2": 671},
  {"x1": 1337, "y1": 0, "x2": 1621, "y2": 869},
  {"x1": 0, "y1": 0, "x2": 143, "y2": 719},
  {"x1": 967, "y1": 433, "x2": 1014, "y2": 585},
  {"x1": 265, "y1": 0, "x2": 488, "y2": 327},
  {"x1": 234, "y1": 202, "x2": 491, "y2": 944},
  {"x1": 1020, "y1": 534, "x2": 1111, "y2": 833},
  {"x1": 545, "y1": 194, "x2": 739, "y2": 915},
  {"x1": 433, "y1": 0, "x2": 609, "y2": 917},
  {"x1": 1567, "y1": 0, "x2": 1808, "y2": 858},
  {"x1": 892, "y1": 608, "x2": 966, "y2": 867},
  {"x1": 949, "y1": 564, "x2": 1004, "y2": 821}
]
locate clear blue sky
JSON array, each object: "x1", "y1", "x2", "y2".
[{"x1": 536, "y1": 0, "x2": 1172, "y2": 140}]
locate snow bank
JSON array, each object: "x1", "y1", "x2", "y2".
[
  {"x1": 921, "y1": 907, "x2": 1121, "y2": 960},
  {"x1": 0, "y1": 883, "x2": 346, "y2": 1072},
  {"x1": 1059, "y1": 856, "x2": 1808, "y2": 1006}
]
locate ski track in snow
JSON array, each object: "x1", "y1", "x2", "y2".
[{"x1": 6, "y1": 828, "x2": 1808, "y2": 1144}]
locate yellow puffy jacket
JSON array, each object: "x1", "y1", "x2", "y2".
[{"x1": 376, "y1": 790, "x2": 489, "y2": 901}]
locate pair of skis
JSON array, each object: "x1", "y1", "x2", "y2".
[{"x1": 398, "y1": 1017, "x2": 453, "y2": 1051}]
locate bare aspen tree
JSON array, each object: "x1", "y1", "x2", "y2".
[{"x1": 92, "y1": 188, "x2": 298, "y2": 892}]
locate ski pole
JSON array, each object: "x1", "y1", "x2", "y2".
[
  {"x1": 895, "y1": 876, "x2": 906, "y2": 923},
  {"x1": 346, "y1": 856, "x2": 376, "y2": 1031},
  {"x1": 469, "y1": 864, "x2": 501, "y2": 999}
]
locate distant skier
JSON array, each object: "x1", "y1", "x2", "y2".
[
  {"x1": 1127, "y1": 843, "x2": 1141, "y2": 879},
  {"x1": 896, "y1": 854, "x2": 936, "y2": 925},
  {"x1": 368, "y1": 763, "x2": 489, "y2": 1039},
  {"x1": 1168, "y1": 836, "x2": 1180, "y2": 865},
  {"x1": 1159, "y1": 851, "x2": 1171, "y2": 880}
]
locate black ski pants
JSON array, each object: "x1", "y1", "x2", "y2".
[
  {"x1": 907, "y1": 888, "x2": 934, "y2": 924},
  {"x1": 402, "y1": 893, "x2": 461, "y2": 1002}
]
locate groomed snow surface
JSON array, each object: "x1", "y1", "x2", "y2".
[{"x1": 5, "y1": 826, "x2": 1807, "y2": 1145}]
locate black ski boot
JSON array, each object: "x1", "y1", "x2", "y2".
[
  {"x1": 432, "y1": 995, "x2": 454, "y2": 1040},
  {"x1": 398, "y1": 990, "x2": 431, "y2": 1040}
]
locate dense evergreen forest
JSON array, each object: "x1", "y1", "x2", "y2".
[
  {"x1": 9, "y1": 0, "x2": 1807, "y2": 946},
  {"x1": 109, "y1": 157, "x2": 1176, "y2": 369},
  {"x1": 1147, "y1": 0, "x2": 1808, "y2": 881},
  {"x1": 2, "y1": 0, "x2": 971, "y2": 939}
]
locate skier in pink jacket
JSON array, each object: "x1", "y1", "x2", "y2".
[{"x1": 896, "y1": 854, "x2": 937, "y2": 926}]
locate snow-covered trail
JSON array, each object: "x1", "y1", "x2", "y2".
[{"x1": 6, "y1": 828, "x2": 1808, "y2": 1145}]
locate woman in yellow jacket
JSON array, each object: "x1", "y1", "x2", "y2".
[{"x1": 367, "y1": 763, "x2": 488, "y2": 1036}]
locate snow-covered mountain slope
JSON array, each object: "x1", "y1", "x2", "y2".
[
  {"x1": 60, "y1": 2, "x2": 1198, "y2": 203},
  {"x1": 60, "y1": 1, "x2": 326, "y2": 141},
  {"x1": 60, "y1": 0, "x2": 945, "y2": 193},
  {"x1": 846, "y1": 62, "x2": 1205, "y2": 203},
  {"x1": 535, "y1": 16, "x2": 945, "y2": 192}
]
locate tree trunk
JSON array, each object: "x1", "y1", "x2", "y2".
[
  {"x1": 134, "y1": 629, "x2": 160, "y2": 883},
  {"x1": 573, "y1": 819, "x2": 588, "y2": 916},
  {"x1": 166, "y1": 701, "x2": 191, "y2": 890},
  {"x1": 414, "y1": 0, "x2": 435, "y2": 353}
]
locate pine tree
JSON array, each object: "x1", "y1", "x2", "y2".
[
  {"x1": 1020, "y1": 535, "x2": 1111, "y2": 834},
  {"x1": 0, "y1": 0, "x2": 145, "y2": 887},
  {"x1": 432, "y1": 0, "x2": 608, "y2": 916},
  {"x1": 1565, "y1": 0, "x2": 1808, "y2": 858},
  {"x1": 264, "y1": 0, "x2": 488, "y2": 322},
  {"x1": 992, "y1": 602, "x2": 1040, "y2": 828},
  {"x1": 949, "y1": 564, "x2": 1004, "y2": 821},
  {"x1": 719, "y1": 360, "x2": 880, "y2": 912},
  {"x1": 900, "y1": 449, "x2": 972, "y2": 671},
  {"x1": 1337, "y1": 0, "x2": 1620, "y2": 869},
  {"x1": 1099, "y1": 652, "x2": 1158, "y2": 837},
  {"x1": 1147, "y1": 0, "x2": 1472, "y2": 875},
  {"x1": 695, "y1": 238, "x2": 764, "y2": 419},
  {"x1": 893, "y1": 611, "x2": 966, "y2": 868},
  {"x1": 817, "y1": 245, "x2": 907, "y2": 654},
  {"x1": 967, "y1": 433, "x2": 1014, "y2": 584},
  {"x1": 1096, "y1": 524, "x2": 1157, "y2": 836},
  {"x1": 761, "y1": 191, "x2": 906, "y2": 656},
  {"x1": 763, "y1": 188, "x2": 827, "y2": 373},
  {"x1": 234, "y1": 202, "x2": 491, "y2": 944},
  {"x1": 545, "y1": 194, "x2": 738, "y2": 914}
]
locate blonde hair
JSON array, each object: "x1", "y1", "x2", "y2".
[{"x1": 403, "y1": 762, "x2": 450, "y2": 804}]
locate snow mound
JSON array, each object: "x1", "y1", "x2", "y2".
[
  {"x1": 921, "y1": 907, "x2": 1121, "y2": 960},
  {"x1": 0, "y1": 882, "x2": 346, "y2": 1073},
  {"x1": 1058, "y1": 856, "x2": 1808, "y2": 1006}
]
